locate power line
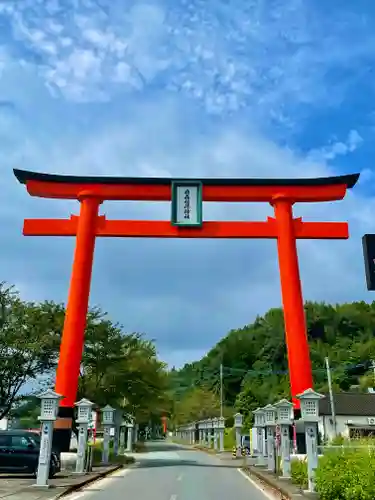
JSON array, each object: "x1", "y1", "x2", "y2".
[{"x1": 171, "y1": 359, "x2": 374, "y2": 384}]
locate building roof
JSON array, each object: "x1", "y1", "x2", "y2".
[
  {"x1": 13, "y1": 169, "x2": 360, "y2": 189},
  {"x1": 319, "y1": 392, "x2": 375, "y2": 417}
]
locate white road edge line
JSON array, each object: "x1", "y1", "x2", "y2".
[
  {"x1": 236, "y1": 468, "x2": 278, "y2": 500},
  {"x1": 170, "y1": 495, "x2": 178, "y2": 500},
  {"x1": 65, "y1": 467, "x2": 132, "y2": 500}
]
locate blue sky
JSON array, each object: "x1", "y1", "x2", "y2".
[{"x1": 1, "y1": 0, "x2": 375, "y2": 368}]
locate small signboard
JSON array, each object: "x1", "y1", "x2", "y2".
[
  {"x1": 362, "y1": 234, "x2": 375, "y2": 291},
  {"x1": 88, "y1": 411, "x2": 97, "y2": 430},
  {"x1": 39, "y1": 435, "x2": 49, "y2": 465},
  {"x1": 171, "y1": 181, "x2": 203, "y2": 227},
  {"x1": 77, "y1": 431, "x2": 85, "y2": 457}
]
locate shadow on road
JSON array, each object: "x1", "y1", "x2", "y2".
[
  {"x1": 133, "y1": 459, "x2": 241, "y2": 469},
  {"x1": 140, "y1": 443, "x2": 191, "y2": 452}
]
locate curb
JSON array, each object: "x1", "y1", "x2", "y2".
[
  {"x1": 55, "y1": 465, "x2": 123, "y2": 498},
  {"x1": 242, "y1": 466, "x2": 315, "y2": 500},
  {"x1": 242, "y1": 467, "x2": 293, "y2": 499},
  {"x1": 193, "y1": 445, "x2": 242, "y2": 460}
]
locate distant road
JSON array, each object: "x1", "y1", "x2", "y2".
[{"x1": 66, "y1": 440, "x2": 276, "y2": 500}]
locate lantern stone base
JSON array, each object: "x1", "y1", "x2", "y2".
[{"x1": 31, "y1": 483, "x2": 54, "y2": 489}]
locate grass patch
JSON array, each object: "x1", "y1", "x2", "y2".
[{"x1": 90, "y1": 441, "x2": 135, "y2": 466}]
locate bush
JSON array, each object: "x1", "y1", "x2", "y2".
[
  {"x1": 224, "y1": 428, "x2": 235, "y2": 450},
  {"x1": 315, "y1": 443, "x2": 375, "y2": 500},
  {"x1": 330, "y1": 434, "x2": 345, "y2": 445},
  {"x1": 291, "y1": 458, "x2": 308, "y2": 490},
  {"x1": 90, "y1": 441, "x2": 135, "y2": 466}
]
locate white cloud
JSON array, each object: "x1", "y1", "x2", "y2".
[
  {"x1": 1, "y1": 0, "x2": 374, "y2": 117},
  {"x1": 1, "y1": 92, "x2": 373, "y2": 368},
  {"x1": 0, "y1": 0, "x2": 375, "y2": 367},
  {"x1": 308, "y1": 129, "x2": 364, "y2": 162}
]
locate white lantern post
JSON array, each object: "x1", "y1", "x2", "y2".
[
  {"x1": 198, "y1": 421, "x2": 203, "y2": 445},
  {"x1": 264, "y1": 404, "x2": 277, "y2": 473},
  {"x1": 213, "y1": 417, "x2": 218, "y2": 451},
  {"x1": 234, "y1": 412, "x2": 243, "y2": 456},
  {"x1": 200, "y1": 420, "x2": 206, "y2": 446},
  {"x1": 101, "y1": 404, "x2": 115, "y2": 464},
  {"x1": 296, "y1": 389, "x2": 325, "y2": 493},
  {"x1": 119, "y1": 417, "x2": 127, "y2": 454},
  {"x1": 75, "y1": 398, "x2": 94, "y2": 474},
  {"x1": 190, "y1": 423, "x2": 195, "y2": 444},
  {"x1": 207, "y1": 419, "x2": 213, "y2": 448},
  {"x1": 35, "y1": 389, "x2": 63, "y2": 487},
  {"x1": 218, "y1": 416, "x2": 225, "y2": 452},
  {"x1": 274, "y1": 399, "x2": 294, "y2": 478},
  {"x1": 126, "y1": 417, "x2": 134, "y2": 452},
  {"x1": 113, "y1": 410, "x2": 123, "y2": 456},
  {"x1": 133, "y1": 420, "x2": 139, "y2": 444},
  {"x1": 252, "y1": 407, "x2": 266, "y2": 466}
]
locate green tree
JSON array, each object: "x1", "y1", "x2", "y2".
[
  {"x1": 172, "y1": 387, "x2": 221, "y2": 425},
  {"x1": 170, "y1": 300, "x2": 375, "y2": 416},
  {"x1": 0, "y1": 283, "x2": 62, "y2": 419},
  {"x1": 78, "y1": 308, "x2": 169, "y2": 423},
  {"x1": 0, "y1": 282, "x2": 170, "y2": 427}
]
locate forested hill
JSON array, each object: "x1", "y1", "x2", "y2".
[{"x1": 169, "y1": 301, "x2": 375, "y2": 424}]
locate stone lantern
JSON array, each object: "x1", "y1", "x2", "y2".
[
  {"x1": 205, "y1": 419, "x2": 211, "y2": 447},
  {"x1": 190, "y1": 422, "x2": 196, "y2": 445},
  {"x1": 198, "y1": 421, "x2": 203, "y2": 445},
  {"x1": 75, "y1": 398, "x2": 94, "y2": 474},
  {"x1": 218, "y1": 416, "x2": 225, "y2": 452},
  {"x1": 207, "y1": 418, "x2": 214, "y2": 448},
  {"x1": 296, "y1": 389, "x2": 325, "y2": 493},
  {"x1": 274, "y1": 399, "x2": 294, "y2": 478},
  {"x1": 126, "y1": 416, "x2": 134, "y2": 452},
  {"x1": 212, "y1": 417, "x2": 219, "y2": 451},
  {"x1": 101, "y1": 405, "x2": 115, "y2": 464},
  {"x1": 233, "y1": 412, "x2": 243, "y2": 456},
  {"x1": 263, "y1": 404, "x2": 277, "y2": 473},
  {"x1": 35, "y1": 389, "x2": 63, "y2": 487},
  {"x1": 252, "y1": 407, "x2": 266, "y2": 466}
]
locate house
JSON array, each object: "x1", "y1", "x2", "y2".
[{"x1": 318, "y1": 392, "x2": 375, "y2": 441}]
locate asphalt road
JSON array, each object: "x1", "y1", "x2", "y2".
[{"x1": 66, "y1": 441, "x2": 276, "y2": 500}]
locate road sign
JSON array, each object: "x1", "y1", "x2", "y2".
[
  {"x1": 362, "y1": 234, "x2": 375, "y2": 290},
  {"x1": 171, "y1": 181, "x2": 203, "y2": 227},
  {"x1": 276, "y1": 424, "x2": 281, "y2": 448},
  {"x1": 88, "y1": 411, "x2": 97, "y2": 430}
]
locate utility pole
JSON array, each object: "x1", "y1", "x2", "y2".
[
  {"x1": 220, "y1": 363, "x2": 223, "y2": 418},
  {"x1": 325, "y1": 357, "x2": 337, "y2": 438}
]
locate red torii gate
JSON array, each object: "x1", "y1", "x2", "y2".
[{"x1": 14, "y1": 169, "x2": 359, "y2": 450}]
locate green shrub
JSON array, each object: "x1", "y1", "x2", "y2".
[
  {"x1": 90, "y1": 441, "x2": 135, "y2": 466},
  {"x1": 330, "y1": 434, "x2": 345, "y2": 445},
  {"x1": 315, "y1": 445, "x2": 375, "y2": 500},
  {"x1": 276, "y1": 454, "x2": 282, "y2": 475},
  {"x1": 291, "y1": 458, "x2": 308, "y2": 490},
  {"x1": 224, "y1": 428, "x2": 235, "y2": 450}
]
